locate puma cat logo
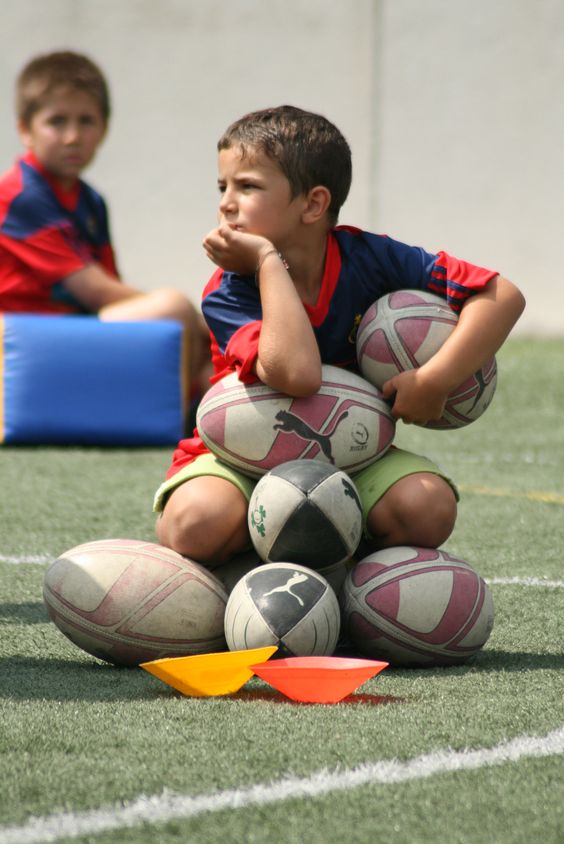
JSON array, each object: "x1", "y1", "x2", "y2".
[{"x1": 273, "y1": 409, "x2": 349, "y2": 463}]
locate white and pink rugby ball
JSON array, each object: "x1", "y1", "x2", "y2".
[
  {"x1": 43, "y1": 539, "x2": 228, "y2": 666},
  {"x1": 356, "y1": 289, "x2": 497, "y2": 429},
  {"x1": 341, "y1": 546, "x2": 495, "y2": 667},
  {"x1": 196, "y1": 364, "x2": 395, "y2": 477}
]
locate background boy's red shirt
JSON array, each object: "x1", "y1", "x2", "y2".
[{"x1": 0, "y1": 151, "x2": 119, "y2": 314}]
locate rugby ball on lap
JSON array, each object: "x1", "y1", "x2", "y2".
[
  {"x1": 356, "y1": 289, "x2": 497, "y2": 428},
  {"x1": 43, "y1": 539, "x2": 228, "y2": 666},
  {"x1": 341, "y1": 546, "x2": 494, "y2": 666},
  {"x1": 196, "y1": 364, "x2": 395, "y2": 477}
]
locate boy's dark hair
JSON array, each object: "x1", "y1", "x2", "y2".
[
  {"x1": 16, "y1": 50, "x2": 111, "y2": 126},
  {"x1": 218, "y1": 105, "x2": 352, "y2": 224}
]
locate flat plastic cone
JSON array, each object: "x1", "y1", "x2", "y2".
[
  {"x1": 249, "y1": 656, "x2": 388, "y2": 703},
  {"x1": 140, "y1": 646, "x2": 278, "y2": 697}
]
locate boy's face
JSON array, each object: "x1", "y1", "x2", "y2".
[
  {"x1": 217, "y1": 146, "x2": 306, "y2": 248},
  {"x1": 18, "y1": 86, "x2": 106, "y2": 188}
]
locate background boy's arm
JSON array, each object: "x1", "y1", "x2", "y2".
[
  {"x1": 62, "y1": 263, "x2": 142, "y2": 312},
  {"x1": 203, "y1": 225, "x2": 322, "y2": 396},
  {"x1": 382, "y1": 275, "x2": 526, "y2": 424}
]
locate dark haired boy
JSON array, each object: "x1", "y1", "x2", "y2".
[{"x1": 155, "y1": 105, "x2": 525, "y2": 567}]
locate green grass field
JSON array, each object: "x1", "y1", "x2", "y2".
[{"x1": 0, "y1": 338, "x2": 563, "y2": 844}]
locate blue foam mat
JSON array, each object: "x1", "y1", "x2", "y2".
[{"x1": 0, "y1": 315, "x2": 184, "y2": 445}]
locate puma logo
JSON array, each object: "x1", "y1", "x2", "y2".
[
  {"x1": 342, "y1": 478, "x2": 362, "y2": 513},
  {"x1": 273, "y1": 408, "x2": 349, "y2": 463},
  {"x1": 262, "y1": 572, "x2": 309, "y2": 607},
  {"x1": 468, "y1": 369, "x2": 488, "y2": 411}
]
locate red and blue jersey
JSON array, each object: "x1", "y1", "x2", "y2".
[
  {"x1": 0, "y1": 152, "x2": 119, "y2": 313},
  {"x1": 166, "y1": 225, "x2": 497, "y2": 477},
  {"x1": 201, "y1": 225, "x2": 497, "y2": 384}
]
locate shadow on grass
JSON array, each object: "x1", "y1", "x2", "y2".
[
  {"x1": 465, "y1": 649, "x2": 564, "y2": 672},
  {"x1": 0, "y1": 656, "x2": 154, "y2": 702},
  {"x1": 386, "y1": 649, "x2": 564, "y2": 676},
  {"x1": 232, "y1": 689, "x2": 405, "y2": 706},
  {"x1": 0, "y1": 601, "x2": 48, "y2": 625}
]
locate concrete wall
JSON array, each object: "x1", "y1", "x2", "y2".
[{"x1": 0, "y1": 0, "x2": 561, "y2": 334}]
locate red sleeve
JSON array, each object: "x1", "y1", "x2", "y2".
[
  {"x1": 165, "y1": 433, "x2": 211, "y2": 478},
  {"x1": 0, "y1": 223, "x2": 89, "y2": 282},
  {"x1": 430, "y1": 251, "x2": 498, "y2": 312},
  {"x1": 222, "y1": 320, "x2": 261, "y2": 382}
]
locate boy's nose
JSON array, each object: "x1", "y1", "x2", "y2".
[
  {"x1": 63, "y1": 123, "x2": 81, "y2": 144},
  {"x1": 219, "y1": 190, "x2": 236, "y2": 215}
]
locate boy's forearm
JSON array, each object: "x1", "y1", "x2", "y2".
[
  {"x1": 419, "y1": 275, "x2": 526, "y2": 393},
  {"x1": 63, "y1": 264, "x2": 139, "y2": 312},
  {"x1": 255, "y1": 252, "x2": 322, "y2": 396}
]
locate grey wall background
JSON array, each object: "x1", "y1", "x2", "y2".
[{"x1": 1, "y1": 0, "x2": 562, "y2": 335}]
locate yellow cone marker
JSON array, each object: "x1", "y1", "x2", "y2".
[{"x1": 140, "y1": 646, "x2": 278, "y2": 697}]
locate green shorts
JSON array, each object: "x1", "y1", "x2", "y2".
[{"x1": 153, "y1": 448, "x2": 458, "y2": 536}]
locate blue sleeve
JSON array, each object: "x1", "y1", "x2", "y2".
[
  {"x1": 202, "y1": 271, "x2": 262, "y2": 354},
  {"x1": 339, "y1": 229, "x2": 438, "y2": 296},
  {"x1": 1, "y1": 175, "x2": 64, "y2": 240}
]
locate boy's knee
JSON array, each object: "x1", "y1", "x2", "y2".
[
  {"x1": 145, "y1": 287, "x2": 197, "y2": 324},
  {"x1": 156, "y1": 479, "x2": 249, "y2": 565},
  {"x1": 366, "y1": 473, "x2": 457, "y2": 550}
]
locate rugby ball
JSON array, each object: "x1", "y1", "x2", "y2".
[
  {"x1": 341, "y1": 546, "x2": 494, "y2": 666},
  {"x1": 196, "y1": 364, "x2": 395, "y2": 477},
  {"x1": 248, "y1": 460, "x2": 362, "y2": 568},
  {"x1": 43, "y1": 539, "x2": 228, "y2": 666},
  {"x1": 356, "y1": 289, "x2": 497, "y2": 428},
  {"x1": 224, "y1": 562, "x2": 341, "y2": 657}
]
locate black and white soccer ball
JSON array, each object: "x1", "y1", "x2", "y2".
[
  {"x1": 224, "y1": 562, "x2": 341, "y2": 657},
  {"x1": 247, "y1": 460, "x2": 363, "y2": 569}
]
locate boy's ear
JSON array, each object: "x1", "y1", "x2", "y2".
[
  {"x1": 17, "y1": 119, "x2": 33, "y2": 149},
  {"x1": 302, "y1": 186, "x2": 332, "y2": 224}
]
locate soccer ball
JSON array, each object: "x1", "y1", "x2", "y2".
[
  {"x1": 248, "y1": 460, "x2": 363, "y2": 569},
  {"x1": 341, "y1": 546, "x2": 494, "y2": 666},
  {"x1": 224, "y1": 562, "x2": 341, "y2": 657},
  {"x1": 356, "y1": 289, "x2": 497, "y2": 428}
]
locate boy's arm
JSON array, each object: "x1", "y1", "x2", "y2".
[
  {"x1": 62, "y1": 263, "x2": 142, "y2": 312},
  {"x1": 203, "y1": 225, "x2": 322, "y2": 396},
  {"x1": 382, "y1": 275, "x2": 526, "y2": 424}
]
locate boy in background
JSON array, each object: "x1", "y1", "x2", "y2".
[
  {"x1": 154, "y1": 105, "x2": 525, "y2": 566},
  {"x1": 0, "y1": 50, "x2": 210, "y2": 397}
]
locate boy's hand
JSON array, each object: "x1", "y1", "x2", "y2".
[
  {"x1": 382, "y1": 369, "x2": 448, "y2": 425},
  {"x1": 203, "y1": 224, "x2": 273, "y2": 275}
]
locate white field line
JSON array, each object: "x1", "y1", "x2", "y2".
[
  {"x1": 0, "y1": 554, "x2": 52, "y2": 565},
  {"x1": 486, "y1": 576, "x2": 564, "y2": 589},
  {"x1": 1, "y1": 554, "x2": 563, "y2": 589},
  {"x1": 0, "y1": 727, "x2": 563, "y2": 844}
]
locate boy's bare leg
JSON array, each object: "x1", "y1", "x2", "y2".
[
  {"x1": 155, "y1": 475, "x2": 250, "y2": 568},
  {"x1": 99, "y1": 288, "x2": 212, "y2": 397},
  {"x1": 365, "y1": 473, "x2": 457, "y2": 551}
]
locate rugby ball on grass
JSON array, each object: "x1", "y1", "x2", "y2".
[
  {"x1": 43, "y1": 539, "x2": 228, "y2": 666},
  {"x1": 224, "y1": 562, "x2": 341, "y2": 657},
  {"x1": 356, "y1": 289, "x2": 497, "y2": 428},
  {"x1": 341, "y1": 546, "x2": 494, "y2": 666},
  {"x1": 196, "y1": 364, "x2": 395, "y2": 477}
]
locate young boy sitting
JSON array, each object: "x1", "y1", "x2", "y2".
[
  {"x1": 0, "y1": 50, "x2": 210, "y2": 396},
  {"x1": 154, "y1": 105, "x2": 525, "y2": 567}
]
